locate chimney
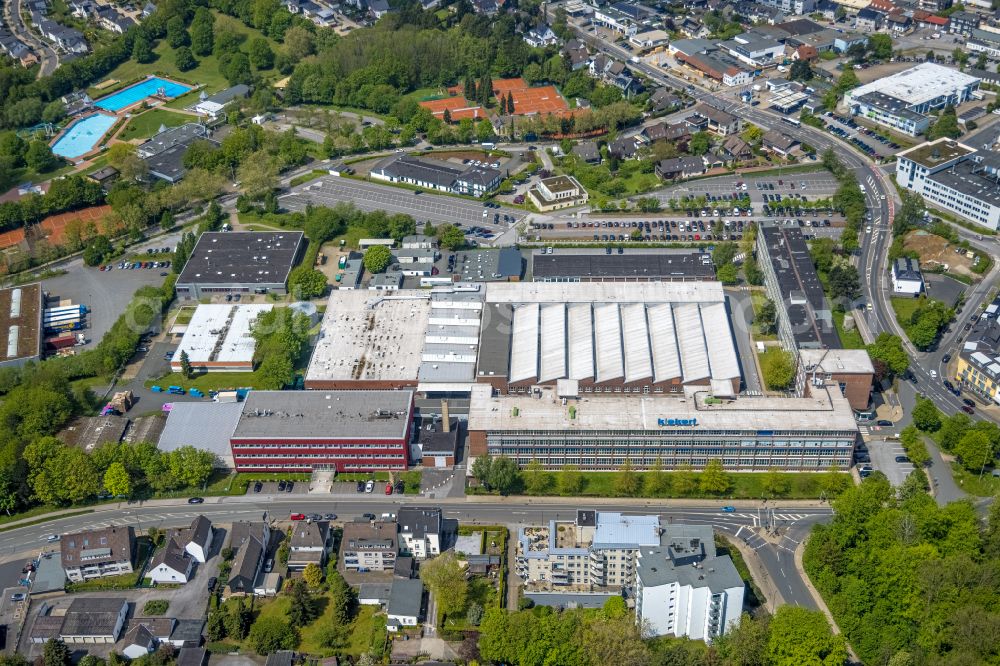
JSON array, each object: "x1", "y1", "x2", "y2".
[{"x1": 441, "y1": 400, "x2": 450, "y2": 433}]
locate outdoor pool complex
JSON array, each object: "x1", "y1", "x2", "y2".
[
  {"x1": 95, "y1": 77, "x2": 191, "y2": 111},
  {"x1": 51, "y1": 113, "x2": 118, "y2": 159}
]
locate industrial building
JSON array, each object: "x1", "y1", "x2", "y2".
[
  {"x1": 797, "y1": 348, "x2": 874, "y2": 411},
  {"x1": 532, "y1": 249, "x2": 715, "y2": 282},
  {"x1": 175, "y1": 231, "x2": 304, "y2": 299},
  {"x1": 229, "y1": 390, "x2": 414, "y2": 472},
  {"x1": 369, "y1": 154, "x2": 502, "y2": 197},
  {"x1": 467, "y1": 381, "x2": 858, "y2": 472},
  {"x1": 757, "y1": 223, "x2": 840, "y2": 350},
  {"x1": 895, "y1": 139, "x2": 1000, "y2": 231},
  {"x1": 0, "y1": 283, "x2": 43, "y2": 368},
  {"x1": 170, "y1": 304, "x2": 272, "y2": 372},
  {"x1": 844, "y1": 64, "x2": 981, "y2": 136}
]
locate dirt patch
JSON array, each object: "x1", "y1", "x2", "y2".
[
  {"x1": 854, "y1": 61, "x2": 914, "y2": 84},
  {"x1": 904, "y1": 230, "x2": 978, "y2": 278},
  {"x1": 317, "y1": 242, "x2": 352, "y2": 282}
]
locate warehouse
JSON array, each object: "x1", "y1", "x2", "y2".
[
  {"x1": 0, "y1": 283, "x2": 43, "y2": 369},
  {"x1": 229, "y1": 390, "x2": 414, "y2": 472},
  {"x1": 170, "y1": 304, "x2": 272, "y2": 373},
  {"x1": 467, "y1": 381, "x2": 857, "y2": 472},
  {"x1": 477, "y1": 282, "x2": 742, "y2": 395},
  {"x1": 175, "y1": 231, "x2": 304, "y2": 299},
  {"x1": 532, "y1": 249, "x2": 715, "y2": 282}
]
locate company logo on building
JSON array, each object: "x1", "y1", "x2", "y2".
[{"x1": 657, "y1": 418, "x2": 698, "y2": 427}]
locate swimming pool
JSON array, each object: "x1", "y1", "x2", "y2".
[
  {"x1": 95, "y1": 77, "x2": 192, "y2": 111},
  {"x1": 51, "y1": 113, "x2": 118, "y2": 159}
]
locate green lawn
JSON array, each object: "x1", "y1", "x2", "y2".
[
  {"x1": 832, "y1": 309, "x2": 866, "y2": 349},
  {"x1": 890, "y1": 296, "x2": 923, "y2": 325},
  {"x1": 119, "y1": 109, "x2": 192, "y2": 142},
  {"x1": 250, "y1": 592, "x2": 382, "y2": 658},
  {"x1": 949, "y1": 462, "x2": 1000, "y2": 497},
  {"x1": 90, "y1": 12, "x2": 280, "y2": 99},
  {"x1": 144, "y1": 371, "x2": 270, "y2": 392},
  {"x1": 173, "y1": 305, "x2": 196, "y2": 325}
]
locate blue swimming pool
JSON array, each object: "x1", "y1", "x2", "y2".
[
  {"x1": 51, "y1": 113, "x2": 118, "y2": 159},
  {"x1": 95, "y1": 77, "x2": 192, "y2": 111}
]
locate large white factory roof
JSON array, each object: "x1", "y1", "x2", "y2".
[
  {"x1": 173, "y1": 304, "x2": 272, "y2": 366},
  {"x1": 846, "y1": 63, "x2": 980, "y2": 107}
]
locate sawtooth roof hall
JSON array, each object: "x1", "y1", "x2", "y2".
[{"x1": 305, "y1": 282, "x2": 743, "y2": 395}]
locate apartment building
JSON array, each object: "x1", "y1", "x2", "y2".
[
  {"x1": 515, "y1": 511, "x2": 661, "y2": 591},
  {"x1": 342, "y1": 520, "x2": 398, "y2": 572},
  {"x1": 60, "y1": 527, "x2": 135, "y2": 582},
  {"x1": 635, "y1": 525, "x2": 744, "y2": 641},
  {"x1": 396, "y1": 507, "x2": 444, "y2": 560}
]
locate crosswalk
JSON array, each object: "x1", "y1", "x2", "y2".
[{"x1": 858, "y1": 425, "x2": 871, "y2": 437}]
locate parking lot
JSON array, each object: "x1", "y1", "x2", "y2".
[
  {"x1": 529, "y1": 214, "x2": 843, "y2": 243},
  {"x1": 653, "y1": 172, "x2": 839, "y2": 205},
  {"x1": 820, "y1": 112, "x2": 899, "y2": 158},
  {"x1": 867, "y1": 438, "x2": 915, "y2": 487},
  {"x1": 279, "y1": 177, "x2": 526, "y2": 236}
]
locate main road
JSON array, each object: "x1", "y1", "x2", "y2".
[{"x1": 2, "y1": 496, "x2": 832, "y2": 610}]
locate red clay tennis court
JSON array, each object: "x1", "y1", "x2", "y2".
[
  {"x1": 506, "y1": 85, "x2": 569, "y2": 115},
  {"x1": 419, "y1": 96, "x2": 486, "y2": 121},
  {"x1": 0, "y1": 228, "x2": 26, "y2": 251},
  {"x1": 40, "y1": 205, "x2": 112, "y2": 245}
]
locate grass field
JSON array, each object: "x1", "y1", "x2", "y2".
[
  {"x1": 750, "y1": 290, "x2": 778, "y2": 341},
  {"x1": 145, "y1": 371, "x2": 270, "y2": 392},
  {"x1": 119, "y1": 109, "x2": 192, "y2": 142},
  {"x1": 90, "y1": 12, "x2": 280, "y2": 99},
  {"x1": 833, "y1": 309, "x2": 866, "y2": 349}
]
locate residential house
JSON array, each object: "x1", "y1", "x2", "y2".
[
  {"x1": 655, "y1": 156, "x2": 706, "y2": 180},
  {"x1": 59, "y1": 598, "x2": 129, "y2": 644},
  {"x1": 288, "y1": 520, "x2": 332, "y2": 571},
  {"x1": 121, "y1": 625, "x2": 157, "y2": 659},
  {"x1": 61, "y1": 526, "x2": 135, "y2": 582},
  {"x1": 387, "y1": 579, "x2": 424, "y2": 631},
  {"x1": 527, "y1": 175, "x2": 589, "y2": 212},
  {"x1": 607, "y1": 135, "x2": 641, "y2": 160},
  {"x1": 572, "y1": 140, "x2": 601, "y2": 164},
  {"x1": 885, "y1": 11, "x2": 912, "y2": 35},
  {"x1": 678, "y1": 16, "x2": 710, "y2": 38},
  {"x1": 167, "y1": 515, "x2": 214, "y2": 563},
  {"x1": 892, "y1": 257, "x2": 924, "y2": 295},
  {"x1": 524, "y1": 24, "x2": 558, "y2": 48},
  {"x1": 721, "y1": 135, "x2": 752, "y2": 162},
  {"x1": 762, "y1": 131, "x2": 799, "y2": 156},
  {"x1": 792, "y1": 44, "x2": 818, "y2": 61},
  {"x1": 397, "y1": 507, "x2": 444, "y2": 559},
  {"x1": 562, "y1": 39, "x2": 590, "y2": 71},
  {"x1": 692, "y1": 103, "x2": 740, "y2": 136},
  {"x1": 227, "y1": 521, "x2": 269, "y2": 595},
  {"x1": 855, "y1": 7, "x2": 882, "y2": 31},
  {"x1": 342, "y1": 520, "x2": 398, "y2": 572},
  {"x1": 148, "y1": 538, "x2": 194, "y2": 584},
  {"x1": 648, "y1": 87, "x2": 682, "y2": 114},
  {"x1": 949, "y1": 10, "x2": 980, "y2": 34}
]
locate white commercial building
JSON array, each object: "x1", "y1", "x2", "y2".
[
  {"x1": 635, "y1": 525, "x2": 744, "y2": 641},
  {"x1": 896, "y1": 138, "x2": 1000, "y2": 231},
  {"x1": 844, "y1": 63, "x2": 981, "y2": 136},
  {"x1": 891, "y1": 258, "x2": 924, "y2": 296},
  {"x1": 171, "y1": 304, "x2": 272, "y2": 373}
]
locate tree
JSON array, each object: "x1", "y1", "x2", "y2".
[
  {"x1": 26, "y1": 140, "x2": 58, "y2": 172},
  {"x1": 174, "y1": 47, "x2": 197, "y2": 72},
  {"x1": 103, "y1": 462, "x2": 132, "y2": 497},
  {"x1": 488, "y1": 456, "x2": 520, "y2": 495},
  {"x1": 43, "y1": 639, "x2": 70, "y2": 666},
  {"x1": 717, "y1": 262, "x2": 739, "y2": 285},
  {"x1": 248, "y1": 38, "x2": 274, "y2": 70},
  {"x1": 647, "y1": 456, "x2": 670, "y2": 496},
  {"x1": 328, "y1": 569, "x2": 354, "y2": 624},
  {"x1": 689, "y1": 131, "x2": 711, "y2": 155},
  {"x1": 225, "y1": 599, "x2": 253, "y2": 640},
  {"x1": 167, "y1": 446, "x2": 215, "y2": 488},
  {"x1": 672, "y1": 463, "x2": 697, "y2": 496},
  {"x1": 828, "y1": 263, "x2": 860, "y2": 300},
  {"x1": 868, "y1": 33, "x2": 893, "y2": 60},
  {"x1": 756, "y1": 298, "x2": 777, "y2": 334},
  {"x1": 714, "y1": 613, "x2": 769, "y2": 666},
  {"x1": 221, "y1": 52, "x2": 253, "y2": 86},
  {"x1": 790, "y1": 59, "x2": 812, "y2": 82},
  {"x1": 559, "y1": 464, "x2": 584, "y2": 495},
  {"x1": 132, "y1": 36, "x2": 154, "y2": 63},
  {"x1": 760, "y1": 347, "x2": 796, "y2": 390},
  {"x1": 524, "y1": 458, "x2": 552, "y2": 495},
  {"x1": 178, "y1": 350, "x2": 192, "y2": 379},
  {"x1": 82, "y1": 235, "x2": 113, "y2": 267},
  {"x1": 42, "y1": 100, "x2": 66, "y2": 125},
  {"x1": 420, "y1": 552, "x2": 468, "y2": 621},
  {"x1": 247, "y1": 617, "x2": 297, "y2": 655},
  {"x1": 741, "y1": 124, "x2": 764, "y2": 145},
  {"x1": 699, "y1": 458, "x2": 732, "y2": 494},
  {"x1": 363, "y1": 245, "x2": 392, "y2": 273},
  {"x1": 466, "y1": 601, "x2": 484, "y2": 626},
  {"x1": 302, "y1": 563, "x2": 323, "y2": 588},
  {"x1": 767, "y1": 606, "x2": 848, "y2": 666},
  {"x1": 866, "y1": 333, "x2": 909, "y2": 376},
  {"x1": 581, "y1": 615, "x2": 650, "y2": 666},
  {"x1": 437, "y1": 223, "x2": 465, "y2": 250},
  {"x1": 167, "y1": 16, "x2": 189, "y2": 48},
  {"x1": 912, "y1": 397, "x2": 942, "y2": 432},
  {"x1": 927, "y1": 105, "x2": 961, "y2": 140},
  {"x1": 614, "y1": 458, "x2": 642, "y2": 496},
  {"x1": 762, "y1": 467, "x2": 790, "y2": 497},
  {"x1": 471, "y1": 455, "x2": 493, "y2": 489},
  {"x1": 287, "y1": 579, "x2": 316, "y2": 627},
  {"x1": 288, "y1": 266, "x2": 327, "y2": 299},
  {"x1": 190, "y1": 9, "x2": 215, "y2": 55},
  {"x1": 955, "y1": 430, "x2": 992, "y2": 472}
]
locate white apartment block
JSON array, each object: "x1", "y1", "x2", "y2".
[
  {"x1": 515, "y1": 511, "x2": 661, "y2": 590},
  {"x1": 635, "y1": 525, "x2": 744, "y2": 642},
  {"x1": 896, "y1": 138, "x2": 1000, "y2": 231}
]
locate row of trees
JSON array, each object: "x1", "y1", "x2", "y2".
[{"x1": 910, "y1": 396, "x2": 1000, "y2": 472}]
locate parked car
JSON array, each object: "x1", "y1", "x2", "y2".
[
  {"x1": 963, "y1": 398, "x2": 976, "y2": 408},
  {"x1": 253, "y1": 481, "x2": 263, "y2": 493},
  {"x1": 876, "y1": 420, "x2": 894, "y2": 427},
  {"x1": 9, "y1": 593, "x2": 25, "y2": 602},
  {"x1": 277, "y1": 480, "x2": 287, "y2": 492},
  {"x1": 894, "y1": 456, "x2": 911, "y2": 464},
  {"x1": 356, "y1": 481, "x2": 365, "y2": 493},
  {"x1": 290, "y1": 513, "x2": 306, "y2": 521},
  {"x1": 365, "y1": 480, "x2": 375, "y2": 493},
  {"x1": 207, "y1": 576, "x2": 218, "y2": 592}
]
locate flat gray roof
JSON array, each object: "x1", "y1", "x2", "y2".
[
  {"x1": 159, "y1": 402, "x2": 243, "y2": 459},
  {"x1": 177, "y1": 231, "x2": 303, "y2": 287},
  {"x1": 232, "y1": 390, "x2": 413, "y2": 439}
]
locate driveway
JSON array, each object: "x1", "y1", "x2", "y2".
[{"x1": 725, "y1": 291, "x2": 763, "y2": 394}]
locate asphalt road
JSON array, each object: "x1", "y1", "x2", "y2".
[{"x1": 0, "y1": 497, "x2": 832, "y2": 611}]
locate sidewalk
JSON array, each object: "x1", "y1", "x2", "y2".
[{"x1": 464, "y1": 494, "x2": 832, "y2": 508}]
